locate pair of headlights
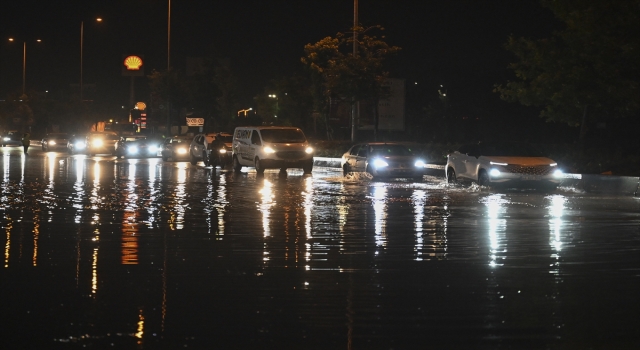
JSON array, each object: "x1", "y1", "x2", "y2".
[
  {"x1": 127, "y1": 145, "x2": 159, "y2": 153},
  {"x1": 488, "y1": 162, "x2": 564, "y2": 178},
  {"x1": 371, "y1": 158, "x2": 426, "y2": 168},
  {"x1": 262, "y1": 146, "x2": 314, "y2": 154}
]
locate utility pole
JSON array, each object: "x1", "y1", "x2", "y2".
[
  {"x1": 351, "y1": 0, "x2": 359, "y2": 142},
  {"x1": 166, "y1": 0, "x2": 172, "y2": 137}
]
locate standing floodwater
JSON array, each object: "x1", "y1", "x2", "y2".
[{"x1": 1, "y1": 152, "x2": 640, "y2": 349}]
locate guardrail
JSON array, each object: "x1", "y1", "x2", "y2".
[{"x1": 313, "y1": 157, "x2": 640, "y2": 196}]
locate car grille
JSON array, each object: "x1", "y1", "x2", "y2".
[
  {"x1": 504, "y1": 164, "x2": 554, "y2": 175},
  {"x1": 276, "y1": 151, "x2": 306, "y2": 159}
]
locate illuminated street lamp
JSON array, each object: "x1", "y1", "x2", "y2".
[
  {"x1": 8, "y1": 37, "x2": 42, "y2": 97},
  {"x1": 237, "y1": 108, "x2": 253, "y2": 117},
  {"x1": 80, "y1": 17, "x2": 103, "y2": 102}
]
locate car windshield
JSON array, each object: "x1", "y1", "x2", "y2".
[
  {"x1": 480, "y1": 142, "x2": 546, "y2": 157},
  {"x1": 48, "y1": 133, "x2": 69, "y2": 138},
  {"x1": 370, "y1": 144, "x2": 414, "y2": 157},
  {"x1": 260, "y1": 129, "x2": 306, "y2": 143}
]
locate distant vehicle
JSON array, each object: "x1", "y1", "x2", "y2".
[
  {"x1": 341, "y1": 142, "x2": 427, "y2": 180},
  {"x1": 231, "y1": 126, "x2": 314, "y2": 174},
  {"x1": 189, "y1": 133, "x2": 217, "y2": 166},
  {"x1": 1, "y1": 130, "x2": 22, "y2": 147},
  {"x1": 86, "y1": 132, "x2": 119, "y2": 156},
  {"x1": 159, "y1": 135, "x2": 191, "y2": 161},
  {"x1": 67, "y1": 133, "x2": 88, "y2": 154},
  {"x1": 41, "y1": 133, "x2": 70, "y2": 152},
  {"x1": 115, "y1": 135, "x2": 161, "y2": 158},
  {"x1": 445, "y1": 141, "x2": 564, "y2": 190}
]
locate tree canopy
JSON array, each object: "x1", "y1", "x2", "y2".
[
  {"x1": 302, "y1": 26, "x2": 401, "y2": 139},
  {"x1": 494, "y1": 0, "x2": 640, "y2": 137}
]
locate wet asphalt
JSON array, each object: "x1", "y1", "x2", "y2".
[{"x1": 1, "y1": 147, "x2": 640, "y2": 349}]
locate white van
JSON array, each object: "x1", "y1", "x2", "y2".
[{"x1": 231, "y1": 126, "x2": 314, "y2": 174}]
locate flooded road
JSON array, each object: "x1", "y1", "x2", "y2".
[{"x1": 2, "y1": 148, "x2": 640, "y2": 349}]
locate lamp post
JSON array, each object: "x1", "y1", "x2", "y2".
[
  {"x1": 166, "y1": 0, "x2": 172, "y2": 136},
  {"x1": 80, "y1": 17, "x2": 102, "y2": 102},
  {"x1": 8, "y1": 38, "x2": 41, "y2": 97},
  {"x1": 351, "y1": 0, "x2": 359, "y2": 142}
]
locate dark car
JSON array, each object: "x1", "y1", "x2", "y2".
[
  {"x1": 341, "y1": 142, "x2": 427, "y2": 180},
  {"x1": 1, "y1": 130, "x2": 22, "y2": 147},
  {"x1": 445, "y1": 141, "x2": 563, "y2": 190},
  {"x1": 67, "y1": 133, "x2": 88, "y2": 154},
  {"x1": 159, "y1": 135, "x2": 191, "y2": 161},
  {"x1": 41, "y1": 133, "x2": 70, "y2": 152},
  {"x1": 115, "y1": 135, "x2": 161, "y2": 159}
]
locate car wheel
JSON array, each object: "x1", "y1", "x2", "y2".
[
  {"x1": 365, "y1": 164, "x2": 376, "y2": 179},
  {"x1": 343, "y1": 164, "x2": 350, "y2": 177},
  {"x1": 162, "y1": 155, "x2": 169, "y2": 161},
  {"x1": 255, "y1": 158, "x2": 265, "y2": 174},
  {"x1": 233, "y1": 156, "x2": 242, "y2": 172},
  {"x1": 42, "y1": 145, "x2": 46, "y2": 152},
  {"x1": 302, "y1": 160, "x2": 313, "y2": 174},
  {"x1": 447, "y1": 168, "x2": 457, "y2": 183},
  {"x1": 478, "y1": 170, "x2": 490, "y2": 186},
  {"x1": 190, "y1": 152, "x2": 198, "y2": 165}
]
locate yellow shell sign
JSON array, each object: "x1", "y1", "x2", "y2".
[{"x1": 124, "y1": 55, "x2": 143, "y2": 70}]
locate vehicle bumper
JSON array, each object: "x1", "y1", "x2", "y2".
[
  {"x1": 371, "y1": 168, "x2": 426, "y2": 178},
  {"x1": 489, "y1": 174, "x2": 562, "y2": 189},
  {"x1": 88, "y1": 146, "x2": 116, "y2": 155},
  {"x1": 259, "y1": 158, "x2": 313, "y2": 169}
]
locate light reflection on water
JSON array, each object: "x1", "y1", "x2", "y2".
[{"x1": 1, "y1": 154, "x2": 639, "y2": 348}]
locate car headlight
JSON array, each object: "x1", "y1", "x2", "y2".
[
  {"x1": 264, "y1": 146, "x2": 276, "y2": 154},
  {"x1": 49, "y1": 141, "x2": 57, "y2": 145},
  {"x1": 219, "y1": 148, "x2": 227, "y2": 154},
  {"x1": 553, "y1": 169, "x2": 564, "y2": 178},
  {"x1": 2, "y1": 137, "x2": 9, "y2": 141},
  {"x1": 305, "y1": 146, "x2": 314, "y2": 154},
  {"x1": 75, "y1": 141, "x2": 86, "y2": 149},
  {"x1": 489, "y1": 168, "x2": 501, "y2": 177},
  {"x1": 127, "y1": 146, "x2": 138, "y2": 153},
  {"x1": 372, "y1": 158, "x2": 388, "y2": 168},
  {"x1": 414, "y1": 160, "x2": 426, "y2": 168},
  {"x1": 92, "y1": 139, "x2": 103, "y2": 147},
  {"x1": 148, "y1": 145, "x2": 158, "y2": 153},
  {"x1": 176, "y1": 148, "x2": 187, "y2": 155}
]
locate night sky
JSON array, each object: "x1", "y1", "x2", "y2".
[{"x1": 1, "y1": 0, "x2": 558, "y2": 118}]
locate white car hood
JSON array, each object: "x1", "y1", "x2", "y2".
[{"x1": 480, "y1": 156, "x2": 556, "y2": 166}]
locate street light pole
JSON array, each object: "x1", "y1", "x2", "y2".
[
  {"x1": 80, "y1": 18, "x2": 102, "y2": 102},
  {"x1": 351, "y1": 0, "x2": 359, "y2": 142},
  {"x1": 80, "y1": 21, "x2": 83, "y2": 102},
  {"x1": 9, "y1": 38, "x2": 41, "y2": 98},
  {"x1": 166, "y1": 0, "x2": 172, "y2": 137},
  {"x1": 22, "y1": 41, "x2": 26, "y2": 96}
]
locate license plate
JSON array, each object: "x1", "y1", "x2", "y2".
[{"x1": 522, "y1": 175, "x2": 540, "y2": 181}]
